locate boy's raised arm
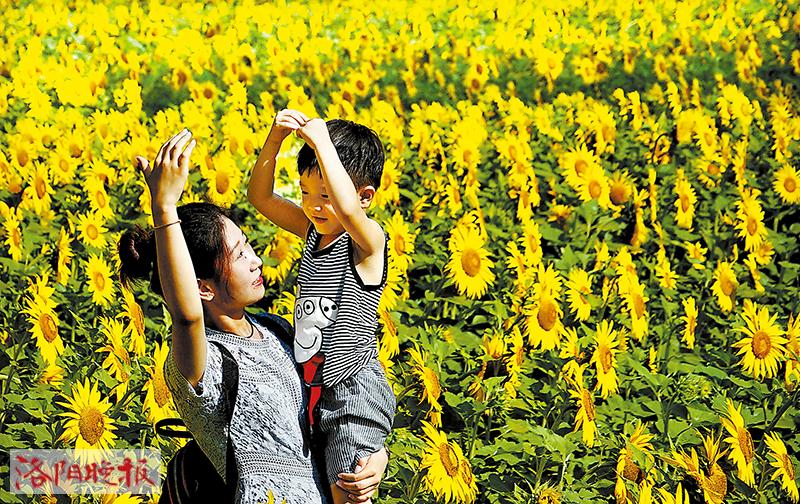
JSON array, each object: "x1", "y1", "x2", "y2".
[
  {"x1": 248, "y1": 110, "x2": 311, "y2": 239},
  {"x1": 297, "y1": 119, "x2": 385, "y2": 256}
]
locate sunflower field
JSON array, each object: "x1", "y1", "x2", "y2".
[{"x1": 2, "y1": 0, "x2": 800, "y2": 502}]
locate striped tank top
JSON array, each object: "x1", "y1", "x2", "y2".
[{"x1": 294, "y1": 225, "x2": 386, "y2": 387}]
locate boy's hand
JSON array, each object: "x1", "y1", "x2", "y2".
[
  {"x1": 266, "y1": 109, "x2": 309, "y2": 145},
  {"x1": 296, "y1": 118, "x2": 332, "y2": 151}
]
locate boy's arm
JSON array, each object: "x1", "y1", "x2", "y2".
[
  {"x1": 298, "y1": 119, "x2": 385, "y2": 256},
  {"x1": 247, "y1": 110, "x2": 311, "y2": 239}
]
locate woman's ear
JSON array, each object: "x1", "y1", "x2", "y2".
[
  {"x1": 198, "y1": 279, "x2": 215, "y2": 302},
  {"x1": 358, "y1": 185, "x2": 376, "y2": 209}
]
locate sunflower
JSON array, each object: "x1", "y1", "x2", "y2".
[
  {"x1": 23, "y1": 274, "x2": 64, "y2": 365},
  {"x1": 590, "y1": 320, "x2": 620, "y2": 398},
  {"x1": 58, "y1": 379, "x2": 117, "y2": 452},
  {"x1": 669, "y1": 432, "x2": 727, "y2": 504},
  {"x1": 735, "y1": 195, "x2": 767, "y2": 253},
  {"x1": 379, "y1": 256, "x2": 404, "y2": 312},
  {"x1": 566, "y1": 268, "x2": 592, "y2": 321},
  {"x1": 77, "y1": 211, "x2": 108, "y2": 250},
  {"x1": 419, "y1": 422, "x2": 476, "y2": 503},
  {"x1": 86, "y1": 254, "x2": 115, "y2": 307},
  {"x1": 521, "y1": 219, "x2": 543, "y2": 267},
  {"x1": 56, "y1": 227, "x2": 74, "y2": 285},
  {"x1": 445, "y1": 225, "x2": 495, "y2": 299},
  {"x1": 3, "y1": 210, "x2": 23, "y2": 262},
  {"x1": 261, "y1": 228, "x2": 302, "y2": 284},
  {"x1": 409, "y1": 345, "x2": 443, "y2": 427},
  {"x1": 684, "y1": 241, "x2": 707, "y2": 270},
  {"x1": 22, "y1": 161, "x2": 53, "y2": 215},
  {"x1": 615, "y1": 422, "x2": 655, "y2": 502},
  {"x1": 560, "y1": 144, "x2": 600, "y2": 190},
  {"x1": 711, "y1": 261, "x2": 737, "y2": 312},
  {"x1": 85, "y1": 177, "x2": 113, "y2": 221},
  {"x1": 39, "y1": 363, "x2": 65, "y2": 387},
  {"x1": 621, "y1": 280, "x2": 648, "y2": 341},
  {"x1": 681, "y1": 297, "x2": 698, "y2": 349},
  {"x1": 720, "y1": 399, "x2": 755, "y2": 487},
  {"x1": 119, "y1": 289, "x2": 146, "y2": 357},
  {"x1": 97, "y1": 317, "x2": 131, "y2": 403},
  {"x1": 656, "y1": 483, "x2": 691, "y2": 504},
  {"x1": 143, "y1": 342, "x2": 176, "y2": 426},
  {"x1": 608, "y1": 170, "x2": 634, "y2": 206},
  {"x1": 674, "y1": 175, "x2": 696, "y2": 229},
  {"x1": 384, "y1": 211, "x2": 416, "y2": 274},
  {"x1": 786, "y1": 315, "x2": 800, "y2": 390},
  {"x1": 764, "y1": 433, "x2": 799, "y2": 503},
  {"x1": 206, "y1": 160, "x2": 241, "y2": 207},
  {"x1": 378, "y1": 309, "x2": 399, "y2": 358},
  {"x1": 567, "y1": 366, "x2": 597, "y2": 447},
  {"x1": 575, "y1": 163, "x2": 612, "y2": 209},
  {"x1": 773, "y1": 165, "x2": 800, "y2": 204},
  {"x1": 733, "y1": 301, "x2": 786, "y2": 380},
  {"x1": 525, "y1": 292, "x2": 563, "y2": 351}
]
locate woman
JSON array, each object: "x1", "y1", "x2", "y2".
[{"x1": 118, "y1": 129, "x2": 387, "y2": 503}]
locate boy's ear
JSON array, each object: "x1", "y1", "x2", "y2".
[
  {"x1": 198, "y1": 279, "x2": 216, "y2": 302},
  {"x1": 358, "y1": 185, "x2": 376, "y2": 209}
]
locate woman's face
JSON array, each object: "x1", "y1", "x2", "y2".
[{"x1": 211, "y1": 217, "x2": 265, "y2": 306}]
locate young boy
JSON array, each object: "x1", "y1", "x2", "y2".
[{"x1": 247, "y1": 109, "x2": 395, "y2": 504}]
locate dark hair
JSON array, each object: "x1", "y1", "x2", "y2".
[
  {"x1": 297, "y1": 119, "x2": 385, "y2": 189},
  {"x1": 118, "y1": 202, "x2": 234, "y2": 297}
]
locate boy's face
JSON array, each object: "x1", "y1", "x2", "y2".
[{"x1": 299, "y1": 171, "x2": 346, "y2": 236}]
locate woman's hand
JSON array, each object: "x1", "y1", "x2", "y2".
[
  {"x1": 335, "y1": 447, "x2": 389, "y2": 503},
  {"x1": 136, "y1": 129, "x2": 196, "y2": 216}
]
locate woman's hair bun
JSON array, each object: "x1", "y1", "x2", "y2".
[{"x1": 118, "y1": 225, "x2": 155, "y2": 288}]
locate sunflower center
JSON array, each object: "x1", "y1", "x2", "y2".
[
  {"x1": 622, "y1": 452, "x2": 641, "y2": 482},
  {"x1": 94, "y1": 272, "x2": 106, "y2": 291},
  {"x1": 707, "y1": 163, "x2": 720, "y2": 176},
  {"x1": 746, "y1": 218, "x2": 758, "y2": 236},
  {"x1": 463, "y1": 148, "x2": 473, "y2": 164},
  {"x1": 215, "y1": 171, "x2": 230, "y2": 194},
  {"x1": 203, "y1": 87, "x2": 214, "y2": 99},
  {"x1": 784, "y1": 177, "x2": 797, "y2": 193},
  {"x1": 154, "y1": 373, "x2": 171, "y2": 407},
  {"x1": 132, "y1": 303, "x2": 145, "y2": 337},
  {"x1": 459, "y1": 459, "x2": 474, "y2": 486},
  {"x1": 782, "y1": 454, "x2": 795, "y2": 480},
  {"x1": 12, "y1": 227, "x2": 22, "y2": 247},
  {"x1": 422, "y1": 367, "x2": 441, "y2": 401},
  {"x1": 705, "y1": 464, "x2": 728, "y2": 501},
  {"x1": 602, "y1": 125, "x2": 614, "y2": 142},
  {"x1": 581, "y1": 389, "x2": 596, "y2": 421},
  {"x1": 461, "y1": 249, "x2": 482, "y2": 277},
  {"x1": 79, "y1": 407, "x2": 106, "y2": 446},
  {"x1": 40, "y1": 313, "x2": 58, "y2": 342},
  {"x1": 610, "y1": 183, "x2": 627, "y2": 205},
  {"x1": 508, "y1": 145, "x2": 517, "y2": 161},
  {"x1": 537, "y1": 298, "x2": 558, "y2": 331},
  {"x1": 680, "y1": 194, "x2": 690, "y2": 212},
  {"x1": 574, "y1": 159, "x2": 588, "y2": 175},
  {"x1": 589, "y1": 180, "x2": 602, "y2": 199},
  {"x1": 633, "y1": 293, "x2": 645, "y2": 318},
  {"x1": 394, "y1": 235, "x2": 406, "y2": 256},
  {"x1": 737, "y1": 428, "x2": 754, "y2": 463},
  {"x1": 751, "y1": 330, "x2": 771, "y2": 358},
  {"x1": 720, "y1": 274, "x2": 736, "y2": 296},
  {"x1": 96, "y1": 190, "x2": 107, "y2": 209},
  {"x1": 35, "y1": 177, "x2": 47, "y2": 199},
  {"x1": 593, "y1": 345, "x2": 611, "y2": 374},
  {"x1": 438, "y1": 443, "x2": 460, "y2": 477},
  {"x1": 87, "y1": 224, "x2": 99, "y2": 241}
]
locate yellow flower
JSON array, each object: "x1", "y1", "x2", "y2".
[
  {"x1": 735, "y1": 193, "x2": 767, "y2": 253},
  {"x1": 22, "y1": 273, "x2": 64, "y2": 365},
  {"x1": 77, "y1": 212, "x2": 108, "y2": 250},
  {"x1": 576, "y1": 163, "x2": 612, "y2": 209},
  {"x1": 205, "y1": 156, "x2": 241, "y2": 207},
  {"x1": 119, "y1": 289, "x2": 146, "y2": 357},
  {"x1": 56, "y1": 227, "x2": 74, "y2": 285},
  {"x1": 409, "y1": 345, "x2": 443, "y2": 427},
  {"x1": 669, "y1": 432, "x2": 727, "y2": 504},
  {"x1": 525, "y1": 292, "x2": 563, "y2": 351},
  {"x1": 260, "y1": 228, "x2": 302, "y2": 285},
  {"x1": 445, "y1": 225, "x2": 495, "y2": 299},
  {"x1": 85, "y1": 177, "x2": 113, "y2": 221},
  {"x1": 384, "y1": 211, "x2": 416, "y2": 274},
  {"x1": 681, "y1": 297, "x2": 698, "y2": 349},
  {"x1": 566, "y1": 268, "x2": 592, "y2": 321},
  {"x1": 86, "y1": 254, "x2": 115, "y2": 307},
  {"x1": 143, "y1": 342, "x2": 177, "y2": 426},
  {"x1": 733, "y1": 301, "x2": 786, "y2": 380},
  {"x1": 3, "y1": 210, "x2": 23, "y2": 262},
  {"x1": 615, "y1": 422, "x2": 655, "y2": 502},
  {"x1": 567, "y1": 366, "x2": 597, "y2": 447},
  {"x1": 419, "y1": 422, "x2": 476, "y2": 503},
  {"x1": 622, "y1": 280, "x2": 649, "y2": 341},
  {"x1": 590, "y1": 320, "x2": 620, "y2": 398},
  {"x1": 656, "y1": 483, "x2": 691, "y2": 504},
  {"x1": 711, "y1": 261, "x2": 737, "y2": 312},
  {"x1": 560, "y1": 144, "x2": 600, "y2": 191},
  {"x1": 58, "y1": 379, "x2": 117, "y2": 451},
  {"x1": 720, "y1": 399, "x2": 755, "y2": 487},
  {"x1": 608, "y1": 170, "x2": 634, "y2": 206},
  {"x1": 97, "y1": 317, "x2": 131, "y2": 403},
  {"x1": 764, "y1": 433, "x2": 799, "y2": 503},
  {"x1": 684, "y1": 241, "x2": 707, "y2": 270},
  {"x1": 39, "y1": 363, "x2": 65, "y2": 387},
  {"x1": 674, "y1": 174, "x2": 696, "y2": 229},
  {"x1": 774, "y1": 165, "x2": 800, "y2": 204}
]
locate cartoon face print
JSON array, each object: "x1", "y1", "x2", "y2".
[{"x1": 293, "y1": 296, "x2": 338, "y2": 363}]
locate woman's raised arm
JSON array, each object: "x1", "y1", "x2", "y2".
[{"x1": 137, "y1": 129, "x2": 206, "y2": 387}]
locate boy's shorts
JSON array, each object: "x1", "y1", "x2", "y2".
[{"x1": 316, "y1": 359, "x2": 395, "y2": 485}]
